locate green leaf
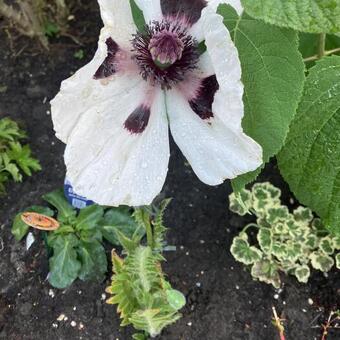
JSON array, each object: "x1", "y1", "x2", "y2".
[
  {"x1": 12, "y1": 205, "x2": 54, "y2": 241},
  {"x1": 241, "y1": 0, "x2": 340, "y2": 33},
  {"x1": 100, "y1": 207, "x2": 142, "y2": 245},
  {"x1": 333, "y1": 236, "x2": 340, "y2": 250},
  {"x1": 6, "y1": 142, "x2": 41, "y2": 176},
  {"x1": 310, "y1": 251, "x2": 334, "y2": 272},
  {"x1": 230, "y1": 236, "x2": 262, "y2": 265},
  {"x1": 229, "y1": 189, "x2": 252, "y2": 216},
  {"x1": 257, "y1": 228, "x2": 272, "y2": 253},
  {"x1": 43, "y1": 189, "x2": 76, "y2": 222},
  {"x1": 0, "y1": 117, "x2": 25, "y2": 141},
  {"x1": 336, "y1": 253, "x2": 340, "y2": 269},
  {"x1": 294, "y1": 265, "x2": 311, "y2": 283},
  {"x1": 77, "y1": 240, "x2": 107, "y2": 281},
  {"x1": 319, "y1": 237, "x2": 335, "y2": 255},
  {"x1": 218, "y1": 5, "x2": 305, "y2": 191},
  {"x1": 166, "y1": 290, "x2": 186, "y2": 311},
  {"x1": 129, "y1": 0, "x2": 146, "y2": 31},
  {"x1": 251, "y1": 260, "x2": 281, "y2": 288},
  {"x1": 293, "y1": 207, "x2": 314, "y2": 225},
  {"x1": 277, "y1": 56, "x2": 340, "y2": 235},
  {"x1": 266, "y1": 206, "x2": 290, "y2": 224},
  {"x1": 76, "y1": 205, "x2": 104, "y2": 231},
  {"x1": 48, "y1": 234, "x2": 81, "y2": 289}
]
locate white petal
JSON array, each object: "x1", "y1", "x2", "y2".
[
  {"x1": 208, "y1": 0, "x2": 243, "y2": 15},
  {"x1": 134, "y1": 0, "x2": 162, "y2": 22},
  {"x1": 167, "y1": 89, "x2": 262, "y2": 186},
  {"x1": 51, "y1": 28, "x2": 140, "y2": 144},
  {"x1": 98, "y1": 0, "x2": 137, "y2": 44},
  {"x1": 201, "y1": 6, "x2": 242, "y2": 92},
  {"x1": 190, "y1": 0, "x2": 243, "y2": 41},
  {"x1": 65, "y1": 88, "x2": 170, "y2": 207}
]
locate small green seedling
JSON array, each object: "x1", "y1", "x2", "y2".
[
  {"x1": 0, "y1": 117, "x2": 41, "y2": 194},
  {"x1": 229, "y1": 182, "x2": 340, "y2": 288},
  {"x1": 106, "y1": 199, "x2": 186, "y2": 339},
  {"x1": 12, "y1": 189, "x2": 144, "y2": 289}
]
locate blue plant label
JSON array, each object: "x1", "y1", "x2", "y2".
[{"x1": 64, "y1": 179, "x2": 94, "y2": 209}]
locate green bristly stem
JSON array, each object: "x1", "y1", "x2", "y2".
[
  {"x1": 144, "y1": 217, "x2": 154, "y2": 249},
  {"x1": 304, "y1": 33, "x2": 340, "y2": 62},
  {"x1": 318, "y1": 33, "x2": 326, "y2": 58}
]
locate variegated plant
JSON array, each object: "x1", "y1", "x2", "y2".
[{"x1": 229, "y1": 182, "x2": 340, "y2": 288}]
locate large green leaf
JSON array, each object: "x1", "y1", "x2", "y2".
[
  {"x1": 48, "y1": 234, "x2": 81, "y2": 289},
  {"x1": 218, "y1": 5, "x2": 305, "y2": 191},
  {"x1": 43, "y1": 189, "x2": 76, "y2": 222},
  {"x1": 99, "y1": 207, "x2": 142, "y2": 245},
  {"x1": 75, "y1": 205, "x2": 104, "y2": 231},
  {"x1": 278, "y1": 56, "x2": 340, "y2": 235},
  {"x1": 11, "y1": 205, "x2": 54, "y2": 241},
  {"x1": 77, "y1": 240, "x2": 107, "y2": 281},
  {"x1": 241, "y1": 0, "x2": 340, "y2": 33}
]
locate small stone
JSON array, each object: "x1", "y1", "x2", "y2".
[
  {"x1": 302, "y1": 309, "x2": 307, "y2": 313},
  {"x1": 52, "y1": 323, "x2": 58, "y2": 328},
  {"x1": 71, "y1": 321, "x2": 77, "y2": 327},
  {"x1": 73, "y1": 306, "x2": 77, "y2": 311},
  {"x1": 274, "y1": 294, "x2": 279, "y2": 300},
  {"x1": 308, "y1": 298, "x2": 314, "y2": 305},
  {"x1": 185, "y1": 252, "x2": 190, "y2": 256},
  {"x1": 78, "y1": 322, "x2": 84, "y2": 330},
  {"x1": 49, "y1": 289, "x2": 55, "y2": 298},
  {"x1": 199, "y1": 240, "x2": 205, "y2": 244},
  {"x1": 57, "y1": 314, "x2": 66, "y2": 322},
  {"x1": 101, "y1": 294, "x2": 106, "y2": 301},
  {"x1": 187, "y1": 322, "x2": 192, "y2": 327},
  {"x1": 235, "y1": 285, "x2": 240, "y2": 290},
  {"x1": 196, "y1": 282, "x2": 201, "y2": 288}
]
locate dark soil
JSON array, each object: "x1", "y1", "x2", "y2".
[{"x1": 0, "y1": 2, "x2": 339, "y2": 340}]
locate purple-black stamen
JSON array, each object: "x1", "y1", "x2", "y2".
[
  {"x1": 132, "y1": 20, "x2": 199, "y2": 90},
  {"x1": 124, "y1": 105, "x2": 151, "y2": 134},
  {"x1": 94, "y1": 37, "x2": 119, "y2": 80},
  {"x1": 189, "y1": 75, "x2": 219, "y2": 120}
]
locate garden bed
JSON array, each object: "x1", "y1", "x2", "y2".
[{"x1": 0, "y1": 2, "x2": 339, "y2": 339}]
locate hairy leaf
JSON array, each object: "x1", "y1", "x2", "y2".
[
  {"x1": 294, "y1": 265, "x2": 311, "y2": 283},
  {"x1": 43, "y1": 189, "x2": 76, "y2": 222},
  {"x1": 218, "y1": 5, "x2": 305, "y2": 190},
  {"x1": 278, "y1": 56, "x2": 340, "y2": 235},
  {"x1": 49, "y1": 234, "x2": 81, "y2": 289},
  {"x1": 241, "y1": 0, "x2": 340, "y2": 33},
  {"x1": 77, "y1": 240, "x2": 107, "y2": 281},
  {"x1": 76, "y1": 205, "x2": 104, "y2": 231},
  {"x1": 310, "y1": 251, "x2": 334, "y2": 272}
]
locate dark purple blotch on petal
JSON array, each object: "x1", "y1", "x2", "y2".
[
  {"x1": 124, "y1": 105, "x2": 151, "y2": 134},
  {"x1": 93, "y1": 38, "x2": 119, "y2": 79},
  {"x1": 189, "y1": 75, "x2": 219, "y2": 120},
  {"x1": 161, "y1": 0, "x2": 207, "y2": 26}
]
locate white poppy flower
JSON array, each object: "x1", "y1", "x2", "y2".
[{"x1": 51, "y1": 0, "x2": 262, "y2": 207}]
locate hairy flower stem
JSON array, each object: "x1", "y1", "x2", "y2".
[{"x1": 318, "y1": 33, "x2": 326, "y2": 59}]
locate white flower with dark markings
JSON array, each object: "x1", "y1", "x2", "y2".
[{"x1": 51, "y1": 0, "x2": 262, "y2": 206}]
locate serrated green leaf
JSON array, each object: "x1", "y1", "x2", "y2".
[
  {"x1": 231, "y1": 236, "x2": 262, "y2": 265},
  {"x1": 218, "y1": 5, "x2": 305, "y2": 191},
  {"x1": 6, "y1": 142, "x2": 41, "y2": 176},
  {"x1": 166, "y1": 290, "x2": 186, "y2": 311},
  {"x1": 43, "y1": 189, "x2": 76, "y2": 222},
  {"x1": 129, "y1": 0, "x2": 146, "y2": 31},
  {"x1": 77, "y1": 240, "x2": 107, "y2": 281},
  {"x1": 257, "y1": 228, "x2": 272, "y2": 253},
  {"x1": 48, "y1": 234, "x2": 81, "y2": 289},
  {"x1": 241, "y1": 0, "x2": 340, "y2": 33},
  {"x1": 76, "y1": 205, "x2": 104, "y2": 231},
  {"x1": 294, "y1": 265, "x2": 311, "y2": 283},
  {"x1": 277, "y1": 56, "x2": 340, "y2": 236},
  {"x1": 310, "y1": 251, "x2": 334, "y2": 272},
  {"x1": 0, "y1": 117, "x2": 26, "y2": 141},
  {"x1": 12, "y1": 205, "x2": 54, "y2": 241}
]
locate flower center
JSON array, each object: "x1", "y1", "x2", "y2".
[
  {"x1": 132, "y1": 20, "x2": 199, "y2": 89},
  {"x1": 149, "y1": 31, "x2": 184, "y2": 67}
]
